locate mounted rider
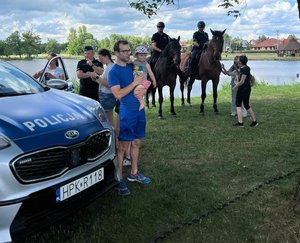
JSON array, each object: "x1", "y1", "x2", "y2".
[
  {"x1": 190, "y1": 21, "x2": 209, "y2": 74},
  {"x1": 148, "y1": 21, "x2": 170, "y2": 70}
]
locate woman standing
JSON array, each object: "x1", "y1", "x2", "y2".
[
  {"x1": 222, "y1": 55, "x2": 247, "y2": 117},
  {"x1": 232, "y1": 55, "x2": 258, "y2": 127},
  {"x1": 95, "y1": 49, "x2": 116, "y2": 126}
]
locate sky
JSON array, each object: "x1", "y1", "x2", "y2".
[{"x1": 0, "y1": 0, "x2": 299, "y2": 43}]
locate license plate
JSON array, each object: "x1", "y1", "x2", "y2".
[{"x1": 56, "y1": 167, "x2": 104, "y2": 203}]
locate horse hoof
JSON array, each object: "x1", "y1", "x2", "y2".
[
  {"x1": 188, "y1": 103, "x2": 192, "y2": 107},
  {"x1": 181, "y1": 103, "x2": 185, "y2": 106},
  {"x1": 171, "y1": 113, "x2": 177, "y2": 117},
  {"x1": 158, "y1": 116, "x2": 163, "y2": 119}
]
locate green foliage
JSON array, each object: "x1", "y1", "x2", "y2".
[
  {"x1": 45, "y1": 39, "x2": 61, "y2": 54},
  {"x1": 128, "y1": 0, "x2": 175, "y2": 18},
  {"x1": 22, "y1": 31, "x2": 41, "y2": 58}
]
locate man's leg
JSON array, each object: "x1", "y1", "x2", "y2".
[
  {"x1": 130, "y1": 139, "x2": 141, "y2": 175},
  {"x1": 117, "y1": 141, "x2": 131, "y2": 179}
]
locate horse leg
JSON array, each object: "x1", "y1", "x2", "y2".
[
  {"x1": 179, "y1": 77, "x2": 186, "y2": 106},
  {"x1": 169, "y1": 84, "x2": 176, "y2": 116},
  {"x1": 158, "y1": 86, "x2": 164, "y2": 119},
  {"x1": 151, "y1": 86, "x2": 157, "y2": 108},
  {"x1": 145, "y1": 87, "x2": 150, "y2": 108},
  {"x1": 187, "y1": 77, "x2": 195, "y2": 106},
  {"x1": 212, "y1": 78, "x2": 220, "y2": 113},
  {"x1": 200, "y1": 80, "x2": 207, "y2": 113}
]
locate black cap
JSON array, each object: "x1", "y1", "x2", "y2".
[{"x1": 84, "y1": 46, "x2": 94, "y2": 51}]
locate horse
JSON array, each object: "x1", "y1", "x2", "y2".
[
  {"x1": 153, "y1": 36, "x2": 181, "y2": 119},
  {"x1": 179, "y1": 29, "x2": 226, "y2": 113}
]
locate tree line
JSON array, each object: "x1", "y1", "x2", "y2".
[{"x1": 0, "y1": 25, "x2": 298, "y2": 59}]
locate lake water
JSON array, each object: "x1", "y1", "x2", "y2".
[{"x1": 7, "y1": 59, "x2": 300, "y2": 98}]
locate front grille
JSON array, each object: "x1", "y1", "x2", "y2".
[
  {"x1": 11, "y1": 129, "x2": 112, "y2": 183},
  {"x1": 10, "y1": 161, "x2": 118, "y2": 242}
]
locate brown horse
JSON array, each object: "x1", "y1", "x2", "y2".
[
  {"x1": 180, "y1": 29, "x2": 226, "y2": 113},
  {"x1": 154, "y1": 36, "x2": 181, "y2": 118}
]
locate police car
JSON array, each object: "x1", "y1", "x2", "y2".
[{"x1": 0, "y1": 60, "x2": 118, "y2": 242}]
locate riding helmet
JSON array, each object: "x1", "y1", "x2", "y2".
[
  {"x1": 135, "y1": 46, "x2": 148, "y2": 54},
  {"x1": 157, "y1": 21, "x2": 165, "y2": 28},
  {"x1": 197, "y1": 21, "x2": 205, "y2": 28}
]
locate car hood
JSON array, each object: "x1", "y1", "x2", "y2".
[{"x1": 0, "y1": 90, "x2": 104, "y2": 151}]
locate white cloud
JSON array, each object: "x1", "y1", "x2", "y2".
[{"x1": 0, "y1": 0, "x2": 298, "y2": 43}]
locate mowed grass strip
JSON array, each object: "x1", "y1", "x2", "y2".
[{"x1": 25, "y1": 83, "x2": 300, "y2": 243}]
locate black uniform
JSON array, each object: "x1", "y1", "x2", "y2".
[
  {"x1": 76, "y1": 59, "x2": 103, "y2": 101},
  {"x1": 190, "y1": 30, "x2": 209, "y2": 73},
  {"x1": 149, "y1": 32, "x2": 170, "y2": 69}
]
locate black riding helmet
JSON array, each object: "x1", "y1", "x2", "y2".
[
  {"x1": 157, "y1": 21, "x2": 165, "y2": 28},
  {"x1": 197, "y1": 21, "x2": 205, "y2": 28}
]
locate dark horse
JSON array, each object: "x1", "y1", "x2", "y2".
[
  {"x1": 153, "y1": 36, "x2": 181, "y2": 119},
  {"x1": 180, "y1": 29, "x2": 226, "y2": 113}
]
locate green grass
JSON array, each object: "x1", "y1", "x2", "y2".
[{"x1": 24, "y1": 83, "x2": 300, "y2": 243}]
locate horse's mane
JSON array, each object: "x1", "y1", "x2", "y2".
[{"x1": 160, "y1": 38, "x2": 181, "y2": 57}]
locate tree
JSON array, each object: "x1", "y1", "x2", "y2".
[
  {"x1": 257, "y1": 35, "x2": 268, "y2": 43},
  {"x1": 6, "y1": 31, "x2": 23, "y2": 59},
  {"x1": 0, "y1": 40, "x2": 10, "y2": 57},
  {"x1": 66, "y1": 26, "x2": 97, "y2": 55},
  {"x1": 46, "y1": 38, "x2": 61, "y2": 54},
  {"x1": 22, "y1": 31, "x2": 41, "y2": 59},
  {"x1": 128, "y1": 0, "x2": 300, "y2": 19}
]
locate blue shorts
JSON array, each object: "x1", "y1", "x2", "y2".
[
  {"x1": 118, "y1": 107, "x2": 146, "y2": 141},
  {"x1": 99, "y1": 92, "x2": 116, "y2": 111}
]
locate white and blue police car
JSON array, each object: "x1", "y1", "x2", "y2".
[{"x1": 0, "y1": 60, "x2": 118, "y2": 242}]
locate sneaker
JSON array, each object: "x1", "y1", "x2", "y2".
[
  {"x1": 123, "y1": 157, "x2": 131, "y2": 166},
  {"x1": 233, "y1": 122, "x2": 244, "y2": 127},
  {"x1": 118, "y1": 179, "x2": 130, "y2": 196},
  {"x1": 127, "y1": 171, "x2": 151, "y2": 184},
  {"x1": 231, "y1": 113, "x2": 237, "y2": 117},
  {"x1": 250, "y1": 121, "x2": 258, "y2": 127}
]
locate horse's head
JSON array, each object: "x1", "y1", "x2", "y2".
[
  {"x1": 163, "y1": 36, "x2": 181, "y2": 65},
  {"x1": 209, "y1": 29, "x2": 226, "y2": 61}
]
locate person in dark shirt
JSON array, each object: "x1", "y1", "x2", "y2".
[
  {"x1": 232, "y1": 55, "x2": 258, "y2": 127},
  {"x1": 190, "y1": 21, "x2": 209, "y2": 74},
  {"x1": 148, "y1": 21, "x2": 170, "y2": 70},
  {"x1": 76, "y1": 46, "x2": 103, "y2": 101}
]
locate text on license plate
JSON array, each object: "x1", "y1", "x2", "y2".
[{"x1": 56, "y1": 167, "x2": 104, "y2": 203}]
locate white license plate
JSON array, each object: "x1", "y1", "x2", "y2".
[{"x1": 56, "y1": 167, "x2": 104, "y2": 203}]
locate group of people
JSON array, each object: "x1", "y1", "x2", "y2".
[{"x1": 34, "y1": 21, "x2": 258, "y2": 196}]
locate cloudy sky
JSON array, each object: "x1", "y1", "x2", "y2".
[{"x1": 0, "y1": 0, "x2": 299, "y2": 43}]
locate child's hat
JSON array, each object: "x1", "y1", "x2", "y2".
[{"x1": 135, "y1": 46, "x2": 148, "y2": 54}]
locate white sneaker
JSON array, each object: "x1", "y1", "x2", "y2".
[{"x1": 123, "y1": 157, "x2": 131, "y2": 166}]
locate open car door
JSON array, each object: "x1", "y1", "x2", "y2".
[{"x1": 39, "y1": 56, "x2": 74, "y2": 92}]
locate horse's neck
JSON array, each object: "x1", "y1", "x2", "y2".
[{"x1": 204, "y1": 45, "x2": 217, "y2": 63}]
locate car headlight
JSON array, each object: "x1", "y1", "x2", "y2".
[
  {"x1": 0, "y1": 135, "x2": 10, "y2": 150},
  {"x1": 87, "y1": 102, "x2": 108, "y2": 123}
]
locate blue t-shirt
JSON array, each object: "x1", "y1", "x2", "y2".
[{"x1": 108, "y1": 63, "x2": 139, "y2": 109}]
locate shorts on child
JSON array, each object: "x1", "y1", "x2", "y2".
[
  {"x1": 99, "y1": 92, "x2": 116, "y2": 111},
  {"x1": 118, "y1": 106, "x2": 146, "y2": 141}
]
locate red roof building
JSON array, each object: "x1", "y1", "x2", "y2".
[{"x1": 251, "y1": 38, "x2": 280, "y2": 51}]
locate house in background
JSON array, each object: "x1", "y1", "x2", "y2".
[
  {"x1": 278, "y1": 38, "x2": 300, "y2": 56},
  {"x1": 251, "y1": 38, "x2": 279, "y2": 51}
]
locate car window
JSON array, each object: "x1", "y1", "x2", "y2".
[{"x1": 0, "y1": 62, "x2": 44, "y2": 97}]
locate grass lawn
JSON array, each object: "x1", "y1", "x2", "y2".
[{"x1": 24, "y1": 83, "x2": 300, "y2": 243}]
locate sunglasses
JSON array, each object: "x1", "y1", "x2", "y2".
[{"x1": 157, "y1": 26, "x2": 164, "y2": 28}]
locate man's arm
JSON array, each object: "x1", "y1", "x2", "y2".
[{"x1": 110, "y1": 75, "x2": 143, "y2": 100}]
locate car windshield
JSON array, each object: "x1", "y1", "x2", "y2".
[{"x1": 0, "y1": 62, "x2": 45, "y2": 97}]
